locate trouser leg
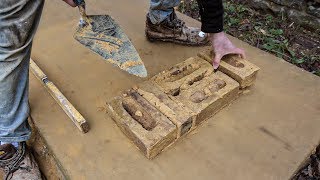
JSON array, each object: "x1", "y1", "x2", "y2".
[
  {"x1": 0, "y1": 0, "x2": 44, "y2": 142},
  {"x1": 148, "y1": 0, "x2": 181, "y2": 24}
]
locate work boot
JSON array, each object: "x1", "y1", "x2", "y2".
[
  {"x1": 0, "y1": 142, "x2": 42, "y2": 180},
  {"x1": 145, "y1": 11, "x2": 209, "y2": 46}
]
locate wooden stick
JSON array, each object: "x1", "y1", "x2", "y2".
[{"x1": 29, "y1": 59, "x2": 89, "y2": 133}]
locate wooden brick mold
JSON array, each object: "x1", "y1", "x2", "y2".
[
  {"x1": 198, "y1": 49, "x2": 260, "y2": 89},
  {"x1": 151, "y1": 56, "x2": 214, "y2": 95},
  {"x1": 151, "y1": 57, "x2": 240, "y2": 126},
  {"x1": 174, "y1": 71, "x2": 240, "y2": 125},
  {"x1": 107, "y1": 90, "x2": 177, "y2": 159},
  {"x1": 107, "y1": 54, "x2": 258, "y2": 159},
  {"x1": 135, "y1": 81, "x2": 196, "y2": 138}
]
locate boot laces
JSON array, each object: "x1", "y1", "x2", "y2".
[{"x1": 0, "y1": 143, "x2": 29, "y2": 180}]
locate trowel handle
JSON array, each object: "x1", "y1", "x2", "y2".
[
  {"x1": 73, "y1": 0, "x2": 85, "y2": 6},
  {"x1": 73, "y1": 0, "x2": 88, "y2": 26}
]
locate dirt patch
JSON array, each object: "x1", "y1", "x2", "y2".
[{"x1": 178, "y1": 0, "x2": 320, "y2": 76}]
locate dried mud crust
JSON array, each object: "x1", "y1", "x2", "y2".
[{"x1": 293, "y1": 146, "x2": 320, "y2": 180}]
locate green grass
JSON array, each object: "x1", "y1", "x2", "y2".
[{"x1": 223, "y1": 1, "x2": 319, "y2": 75}]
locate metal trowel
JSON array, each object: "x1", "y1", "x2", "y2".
[{"x1": 73, "y1": 0, "x2": 147, "y2": 77}]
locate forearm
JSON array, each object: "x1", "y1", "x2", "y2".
[{"x1": 197, "y1": 0, "x2": 224, "y2": 33}]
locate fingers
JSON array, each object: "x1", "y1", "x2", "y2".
[
  {"x1": 212, "y1": 53, "x2": 222, "y2": 70},
  {"x1": 63, "y1": 0, "x2": 77, "y2": 7},
  {"x1": 227, "y1": 48, "x2": 246, "y2": 59},
  {"x1": 236, "y1": 48, "x2": 246, "y2": 59},
  {"x1": 212, "y1": 48, "x2": 246, "y2": 70}
]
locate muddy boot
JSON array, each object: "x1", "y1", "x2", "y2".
[
  {"x1": 0, "y1": 142, "x2": 42, "y2": 180},
  {"x1": 145, "y1": 11, "x2": 209, "y2": 46}
]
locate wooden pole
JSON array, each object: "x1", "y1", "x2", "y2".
[{"x1": 29, "y1": 59, "x2": 89, "y2": 133}]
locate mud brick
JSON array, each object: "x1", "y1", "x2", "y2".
[
  {"x1": 174, "y1": 71, "x2": 240, "y2": 125},
  {"x1": 107, "y1": 90, "x2": 177, "y2": 159},
  {"x1": 198, "y1": 49, "x2": 260, "y2": 89},
  {"x1": 151, "y1": 56, "x2": 214, "y2": 95},
  {"x1": 135, "y1": 81, "x2": 196, "y2": 138}
]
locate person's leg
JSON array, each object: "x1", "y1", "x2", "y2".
[
  {"x1": 148, "y1": 0, "x2": 181, "y2": 24},
  {"x1": 0, "y1": 0, "x2": 43, "y2": 143},
  {"x1": 146, "y1": 0, "x2": 209, "y2": 45},
  {"x1": 0, "y1": 0, "x2": 44, "y2": 179}
]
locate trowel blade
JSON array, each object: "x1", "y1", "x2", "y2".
[{"x1": 74, "y1": 15, "x2": 147, "y2": 77}]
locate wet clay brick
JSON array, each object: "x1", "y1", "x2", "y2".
[
  {"x1": 136, "y1": 81, "x2": 196, "y2": 138},
  {"x1": 198, "y1": 49, "x2": 260, "y2": 89},
  {"x1": 173, "y1": 71, "x2": 239, "y2": 125},
  {"x1": 151, "y1": 56, "x2": 213, "y2": 95},
  {"x1": 107, "y1": 90, "x2": 177, "y2": 159}
]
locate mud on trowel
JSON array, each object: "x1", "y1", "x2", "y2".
[{"x1": 73, "y1": 0, "x2": 147, "y2": 77}]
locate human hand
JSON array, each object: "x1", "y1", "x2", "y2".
[
  {"x1": 62, "y1": 0, "x2": 77, "y2": 7},
  {"x1": 210, "y1": 32, "x2": 246, "y2": 69}
]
